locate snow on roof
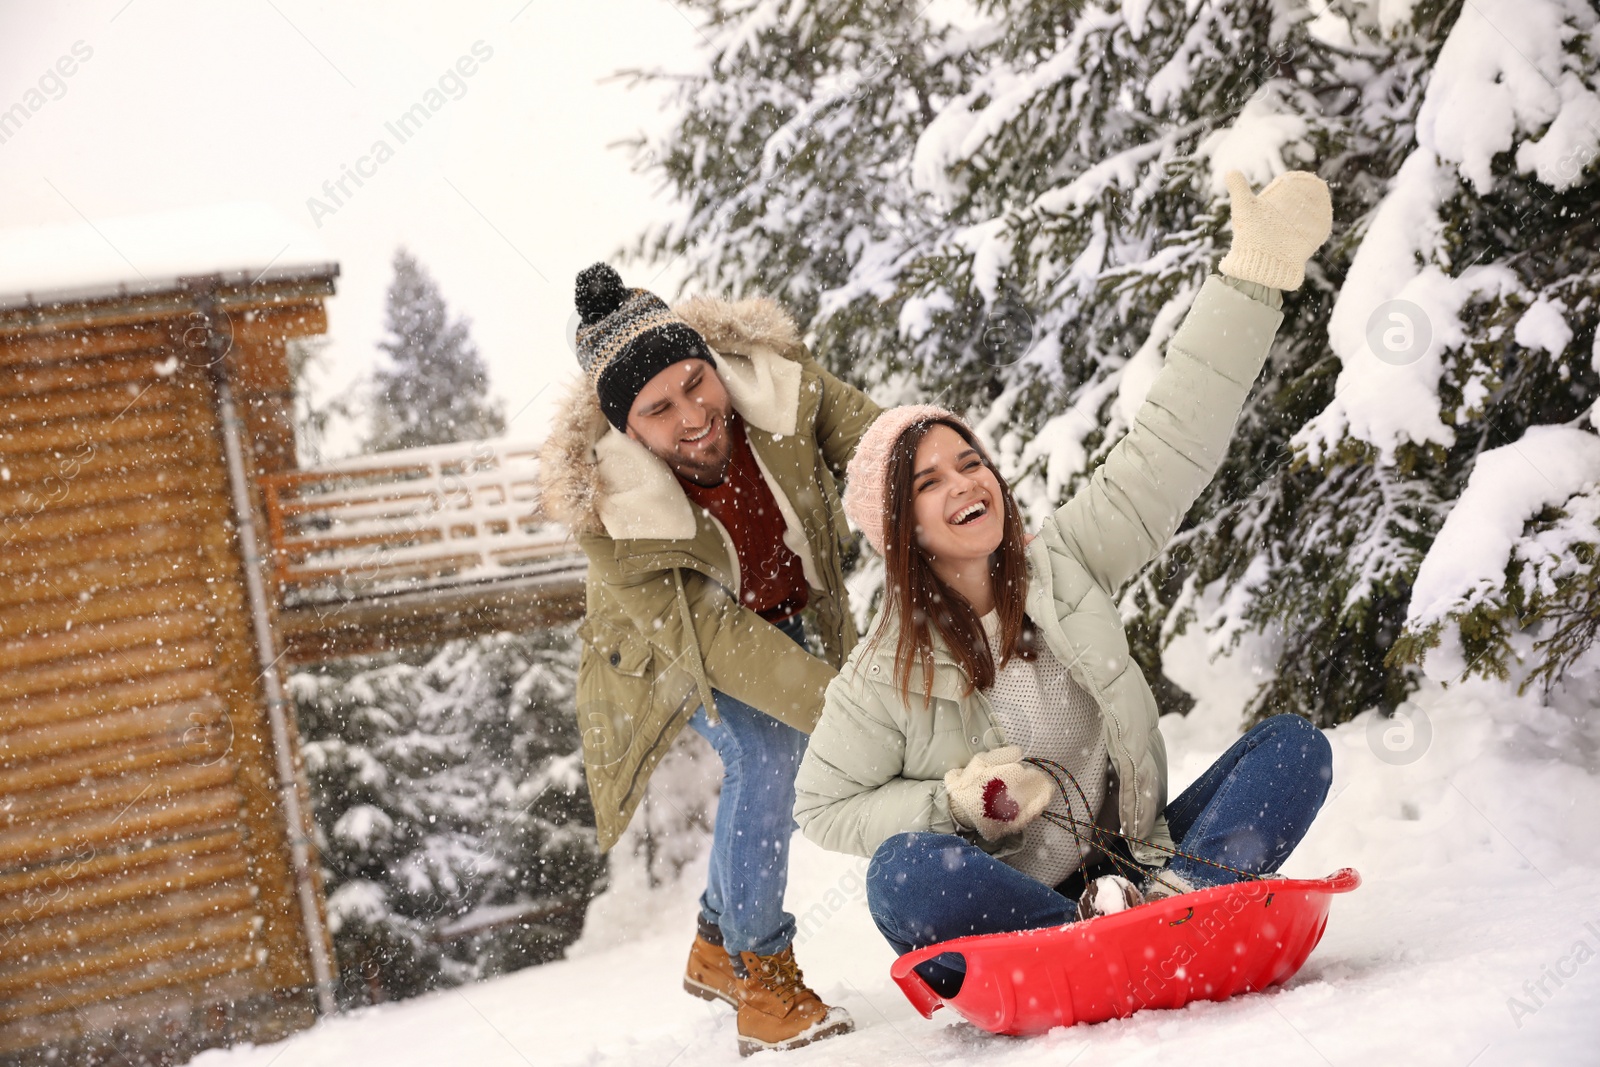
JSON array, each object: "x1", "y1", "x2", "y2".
[{"x1": 0, "y1": 202, "x2": 337, "y2": 309}]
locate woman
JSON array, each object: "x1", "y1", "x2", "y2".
[{"x1": 793, "y1": 170, "x2": 1336, "y2": 994}]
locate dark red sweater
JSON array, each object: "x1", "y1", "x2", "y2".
[{"x1": 678, "y1": 416, "x2": 810, "y2": 623}]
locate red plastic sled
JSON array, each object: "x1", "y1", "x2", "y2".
[{"x1": 891, "y1": 868, "x2": 1360, "y2": 1035}]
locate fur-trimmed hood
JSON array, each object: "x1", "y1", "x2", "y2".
[{"x1": 537, "y1": 294, "x2": 808, "y2": 538}]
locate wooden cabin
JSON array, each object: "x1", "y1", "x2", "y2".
[
  {"x1": 0, "y1": 207, "x2": 340, "y2": 1064},
  {"x1": 0, "y1": 206, "x2": 589, "y2": 1065}
]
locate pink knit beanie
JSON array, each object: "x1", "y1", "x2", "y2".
[{"x1": 844, "y1": 404, "x2": 963, "y2": 555}]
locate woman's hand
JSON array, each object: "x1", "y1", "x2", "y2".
[
  {"x1": 944, "y1": 746, "x2": 1055, "y2": 841},
  {"x1": 1218, "y1": 170, "x2": 1333, "y2": 291}
]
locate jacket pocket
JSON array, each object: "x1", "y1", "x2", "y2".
[
  {"x1": 574, "y1": 620, "x2": 658, "y2": 779},
  {"x1": 580, "y1": 618, "x2": 654, "y2": 678}
]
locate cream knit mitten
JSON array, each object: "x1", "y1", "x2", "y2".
[
  {"x1": 944, "y1": 746, "x2": 1055, "y2": 841},
  {"x1": 1217, "y1": 170, "x2": 1333, "y2": 291}
]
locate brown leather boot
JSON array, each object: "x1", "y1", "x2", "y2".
[
  {"x1": 1077, "y1": 874, "x2": 1145, "y2": 919},
  {"x1": 683, "y1": 916, "x2": 740, "y2": 1008},
  {"x1": 732, "y1": 945, "x2": 854, "y2": 1057}
]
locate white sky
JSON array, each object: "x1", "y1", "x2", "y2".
[{"x1": 0, "y1": 0, "x2": 701, "y2": 459}]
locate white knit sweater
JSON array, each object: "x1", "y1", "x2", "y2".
[{"x1": 979, "y1": 611, "x2": 1111, "y2": 887}]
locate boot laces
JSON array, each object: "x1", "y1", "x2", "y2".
[{"x1": 755, "y1": 951, "x2": 809, "y2": 1006}]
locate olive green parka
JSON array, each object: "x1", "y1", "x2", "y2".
[
  {"x1": 537, "y1": 295, "x2": 881, "y2": 850},
  {"x1": 793, "y1": 275, "x2": 1284, "y2": 866}
]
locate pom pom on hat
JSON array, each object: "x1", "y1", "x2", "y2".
[
  {"x1": 575, "y1": 262, "x2": 629, "y2": 326},
  {"x1": 844, "y1": 403, "x2": 963, "y2": 555}
]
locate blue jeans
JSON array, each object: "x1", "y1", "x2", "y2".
[
  {"x1": 867, "y1": 714, "x2": 1332, "y2": 992},
  {"x1": 687, "y1": 614, "x2": 810, "y2": 958}
]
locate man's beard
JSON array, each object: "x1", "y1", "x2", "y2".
[{"x1": 669, "y1": 413, "x2": 734, "y2": 487}]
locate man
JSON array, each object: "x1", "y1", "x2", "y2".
[{"x1": 538, "y1": 263, "x2": 880, "y2": 1056}]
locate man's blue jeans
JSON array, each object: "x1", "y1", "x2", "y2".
[
  {"x1": 866, "y1": 714, "x2": 1332, "y2": 991},
  {"x1": 687, "y1": 614, "x2": 809, "y2": 958}
]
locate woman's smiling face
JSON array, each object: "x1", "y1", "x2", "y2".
[{"x1": 909, "y1": 423, "x2": 1005, "y2": 568}]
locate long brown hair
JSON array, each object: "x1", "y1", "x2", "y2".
[{"x1": 871, "y1": 416, "x2": 1037, "y2": 702}]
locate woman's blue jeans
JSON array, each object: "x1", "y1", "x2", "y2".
[
  {"x1": 866, "y1": 714, "x2": 1333, "y2": 992},
  {"x1": 687, "y1": 614, "x2": 810, "y2": 958}
]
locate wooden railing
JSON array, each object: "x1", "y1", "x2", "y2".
[{"x1": 260, "y1": 438, "x2": 579, "y2": 605}]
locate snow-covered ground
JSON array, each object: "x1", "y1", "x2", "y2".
[{"x1": 196, "y1": 623, "x2": 1600, "y2": 1067}]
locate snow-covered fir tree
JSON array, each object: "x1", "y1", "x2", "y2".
[
  {"x1": 291, "y1": 245, "x2": 600, "y2": 1002},
  {"x1": 367, "y1": 248, "x2": 507, "y2": 452},
  {"x1": 1316, "y1": 0, "x2": 1600, "y2": 699},
  {"x1": 292, "y1": 626, "x2": 605, "y2": 1007},
  {"x1": 631, "y1": 0, "x2": 1600, "y2": 725}
]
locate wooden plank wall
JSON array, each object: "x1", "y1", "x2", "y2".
[{"x1": 0, "y1": 291, "x2": 332, "y2": 1061}]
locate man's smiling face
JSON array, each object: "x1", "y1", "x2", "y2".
[{"x1": 624, "y1": 358, "x2": 736, "y2": 486}]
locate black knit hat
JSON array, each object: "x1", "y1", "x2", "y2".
[{"x1": 573, "y1": 263, "x2": 714, "y2": 430}]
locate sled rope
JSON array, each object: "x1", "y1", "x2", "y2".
[{"x1": 1023, "y1": 756, "x2": 1264, "y2": 897}]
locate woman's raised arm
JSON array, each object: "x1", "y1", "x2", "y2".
[{"x1": 1045, "y1": 171, "x2": 1331, "y2": 597}]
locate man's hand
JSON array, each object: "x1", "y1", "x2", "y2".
[
  {"x1": 944, "y1": 746, "x2": 1055, "y2": 841},
  {"x1": 1218, "y1": 170, "x2": 1333, "y2": 291}
]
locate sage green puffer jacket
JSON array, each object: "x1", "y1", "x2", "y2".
[{"x1": 793, "y1": 275, "x2": 1284, "y2": 866}]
